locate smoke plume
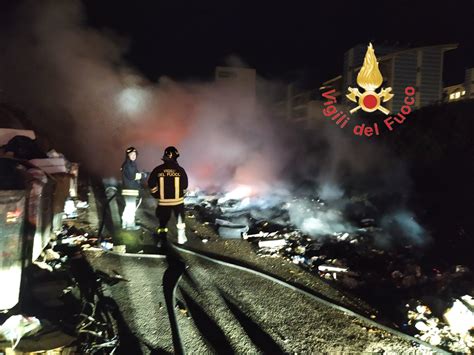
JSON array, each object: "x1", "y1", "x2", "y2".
[
  {"x1": 0, "y1": 1, "x2": 289, "y2": 193},
  {"x1": 0, "y1": 1, "x2": 428, "y2": 245}
]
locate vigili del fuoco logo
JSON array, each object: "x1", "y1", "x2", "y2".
[{"x1": 321, "y1": 43, "x2": 416, "y2": 137}]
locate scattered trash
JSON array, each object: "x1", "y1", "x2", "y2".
[
  {"x1": 294, "y1": 245, "x2": 306, "y2": 254},
  {"x1": 291, "y1": 255, "x2": 306, "y2": 264},
  {"x1": 33, "y1": 261, "x2": 54, "y2": 272},
  {"x1": 215, "y1": 218, "x2": 249, "y2": 239},
  {"x1": 100, "y1": 241, "x2": 114, "y2": 251},
  {"x1": 336, "y1": 232, "x2": 350, "y2": 241},
  {"x1": 443, "y1": 296, "x2": 474, "y2": 334},
  {"x1": 43, "y1": 248, "x2": 61, "y2": 261},
  {"x1": 243, "y1": 231, "x2": 279, "y2": 240},
  {"x1": 59, "y1": 235, "x2": 88, "y2": 245},
  {"x1": 258, "y1": 239, "x2": 286, "y2": 249},
  {"x1": 189, "y1": 189, "x2": 473, "y2": 354},
  {"x1": 318, "y1": 265, "x2": 349, "y2": 273},
  {"x1": 408, "y1": 299, "x2": 474, "y2": 352},
  {"x1": 76, "y1": 201, "x2": 89, "y2": 209},
  {"x1": 0, "y1": 315, "x2": 41, "y2": 349},
  {"x1": 63, "y1": 199, "x2": 78, "y2": 219}
]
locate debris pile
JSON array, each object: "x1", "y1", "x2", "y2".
[
  {"x1": 0, "y1": 223, "x2": 122, "y2": 352},
  {"x1": 407, "y1": 296, "x2": 474, "y2": 353},
  {"x1": 188, "y1": 189, "x2": 474, "y2": 353},
  {"x1": 0, "y1": 315, "x2": 41, "y2": 350}
]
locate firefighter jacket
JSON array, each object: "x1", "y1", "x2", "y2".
[
  {"x1": 148, "y1": 158, "x2": 188, "y2": 206},
  {"x1": 121, "y1": 158, "x2": 141, "y2": 190}
]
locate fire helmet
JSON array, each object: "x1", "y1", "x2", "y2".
[
  {"x1": 126, "y1": 146, "x2": 137, "y2": 155},
  {"x1": 163, "y1": 146, "x2": 180, "y2": 160}
]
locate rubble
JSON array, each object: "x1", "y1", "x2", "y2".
[
  {"x1": 188, "y1": 189, "x2": 474, "y2": 353},
  {"x1": 43, "y1": 248, "x2": 61, "y2": 261},
  {"x1": 258, "y1": 239, "x2": 287, "y2": 249},
  {"x1": 100, "y1": 241, "x2": 114, "y2": 250},
  {"x1": 32, "y1": 261, "x2": 54, "y2": 272},
  {"x1": 76, "y1": 200, "x2": 89, "y2": 209},
  {"x1": 64, "y1": 199, "x2": 78, "y2": 219},
  {"x1": 291, "y1": 255, "x2": 306, "y2": 264},
  {"x1": 317, "y1": 265, "x2": 349, "y2": 273},
  {"x1": 243, "y1": 231, "x2": 279, "y2": 239},
  {"x1": 0, "y1": 219, "x2": 120, "y2": 352},
  {"x1": 443, "y1": 296, "x2": 474, "y2": 334},
  {"x1": 407, "y1": 298, "x2": 474, "y2": 353},
  {"x1": 215, "y1": 218, "x2": 249, "y2": 239},
  {"x1": 0, "y1": 315, "x2": 41, "y2": 350}
]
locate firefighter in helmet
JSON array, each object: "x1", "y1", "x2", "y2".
[
  {"x1": 121, "y1": 146, "x2": 144, "y2": 230},
  {"x1": 148, "y1": 146, "x2": 188, "y2": 244}
]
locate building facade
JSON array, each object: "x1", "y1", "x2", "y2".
[
  {"x1": 442, "y1": 68, "x2": 474, "y2": 102},
  {"x1": 464, "y1": 68, "x2": 474, "y2": 99}
]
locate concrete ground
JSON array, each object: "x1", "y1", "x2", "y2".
[{"x1": 81, "y1": 194, "x2": 445, "y2": 354}]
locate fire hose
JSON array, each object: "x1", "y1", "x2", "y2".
[{"x1": 168, "y1": 242, "x2": 450, "y2": 354}]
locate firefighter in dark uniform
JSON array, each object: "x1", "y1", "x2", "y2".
[
  {"x1": 148, "y1": 146, "x2": 188, "y2": 244},
  {"x1": 121, "y1": 146, "x2": 143, "y2": 230}
]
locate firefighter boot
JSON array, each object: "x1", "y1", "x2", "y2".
[
  {"x1": 177, "y1": 222, "x2": 187, "y2": 244},
  {"x1": 156, "y1": 228, "x2": 168, "y2": 248}
]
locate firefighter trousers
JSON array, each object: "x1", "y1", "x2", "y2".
[{"x1": 155, "y1": 204, "x2": 186, "y2": 243}]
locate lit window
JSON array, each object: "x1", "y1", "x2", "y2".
[
  {"x1": 449, "y1": 93, "x2": 455, "y2": 100},
  {"x1": 462, "y1": 90, "x2": 466, "y2": 96},
  {"x1": 455, "y1": 92, "x2": 461, "y2": 99}
]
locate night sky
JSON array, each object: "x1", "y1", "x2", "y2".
[{"x1": 81, "y1": 0, "x2": 474, "y2": 85}]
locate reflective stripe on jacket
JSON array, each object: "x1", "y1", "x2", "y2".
[{"x1": 148, "y1": 159, "x2": 188, "y2": 206}]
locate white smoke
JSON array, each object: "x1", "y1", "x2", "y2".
[
  {"x1": 0, "y1": 0, "x2": 288, "y2": 193},
  {"x1": 317, "y1": 182, "x2": 345, "y2": 201},
  {"x1": 0, "y1": 1, "x2": 430, "y2": 248},
  {"x1": 286, "y1": 199, "x2": 354, "y2": 237},
  {"x1": 379, "y1": 210, "x2": 430, "y2": 247}
]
